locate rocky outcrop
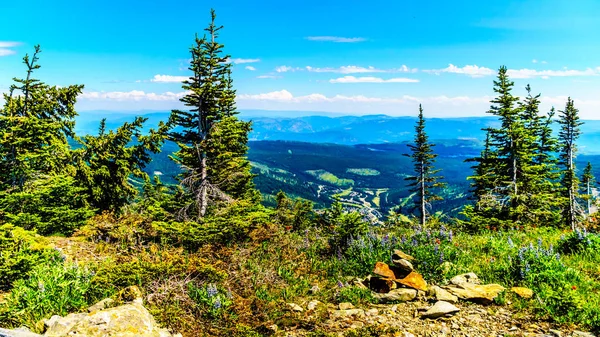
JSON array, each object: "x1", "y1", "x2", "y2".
[{"x1": 0, "y1": 291, "x2": 179, "y2": 337}]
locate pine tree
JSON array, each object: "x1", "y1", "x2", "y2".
[
  {"x1": 467, "y1": 129, "x2": 498, "y2": 204},
  {"x1": 404, "y1": 104, "x2": 447, "y2": 226},
  {"x1": 0, "y1": 46, "x2": 82, "y2": 189},
  {"x1": 558, "y1": 97, "x2": 584, "y2": 229},
  {"x1": 169, "y1": 9, "x2": 256, "y2": 219},
  {"x1": 73, "y1": 117, "x2": 167, "y2": 213},
  {"x1": 581, "y1": 162, "x2": 595, "y2": 216}
]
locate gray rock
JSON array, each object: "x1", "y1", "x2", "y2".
[
  {"x1": 549, "y1": 329, "x2": 562, "y2": 337},
  {"x1": 421, "y1": 301, "x2": 460, "y2": 319},
  {"x1": 430, "y1": 285, "x2": 458, "y2": 303},
  {"x1": 287, "y1": 303, "x2": 304, "y2": 312},
  {"x1": 88, "y1": 298, "x2": 115, "y2": 312},
  {"x1": 307, "y1": 300, "x2": 320, "y2": 311},
  {"x1": 572, "y1": 331, "x2": 595, "y2": 337},
  {"x1": 373, "y1": 288, "x2": 417, "y2": 303},
  {"x1": 309, "y1": 285, "x2": 320, "y2": 294},
  {"x1": 450, "y1": 272, "x2": 480, "y2": 286},
  {"x1": 44, "y1": 301, "x2": 176, "y2": 337},
  {"x1": 392, "y1": 258, "x2": 414, "y2": 271},
  {"x1": 330, "y1": 309, "x2": 365, "y2": 318},
  {"x1": 0, "y1": 327, "x2": 43, "y2": 337}
]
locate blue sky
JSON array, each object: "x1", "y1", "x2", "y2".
[{"x1": 1, "y1": 0, "x2": 600, "y2": 118}]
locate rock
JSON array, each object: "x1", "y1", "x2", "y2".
[
  {"x1": 0, "y1": 327, "x2": 43, "y2": 337},
  {"x1": 548, "y1": 329, "x2": 562, "y2": 337},
  {"x1": 287, "y1": 303, "x2": 304, "y2": 312},
  {"x1": 572, "y1": 331, "x2": 595, "y2": 337},
  {"x1": 330, "y1": 309, "x2": 365, "y2": 318},
  {"x1": 309, "y1": 285, "x2": 320, "y2": 294},
  {"x1": 430, "y1": 285, "x2": 458, "y2": 303},
  {"x1": 397, "y1": 271, "x2": 428, "y2": 291},
  {"x1": 338, "y1": 302, "x2": 354, "y2": 310},
  {"x1": 88, "y1": 298, "x2": 115, "y2": 312},
  {"x1": 421, "y1": 301, "x2": 460, "y2": 319},
  {"x1": 444, "y1": 283, "x2": 505, "y2": 304},
  {"x1": 307, "y1": 300, "x2": 320, "y2": 311},
  {"x1": 392, "y1": 258, "x2": 414, "y2": 272},
  {"x1": 373, "y1": 288, "x2": 417, "y2": 303},
  {"x1": 511, "y1": 287, "x2": 534, "y2": 299},
  {"x1": 450, "y1": 272, "x2": 481, "y2": 286},
  {"x1": 118, "y1": 285, "x2": 144, "y2": 303},
  {"x1": 373, "y1": 262, "x2": 409, "y2": 280},
  {"x1": 368, "y1": 276, "x2": 397, "y2": 293},
  {"x1": 392, "y1": 249, "x2": 415, "y2": 261},
  {"x1": 351, "y1": 277, "x2": 368, "y2": 289},
  {"x1": 44, "y1": 300, "x2": 177, "y2": 337}
]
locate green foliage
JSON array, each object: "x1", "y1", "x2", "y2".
[
  {"x1": 306, "y1": 169, "x2": 354, "y2": 187},
  {"x1": 404, "y1": 105, "x2": 447, "y2": 226},
  {"x1": 74, "y1": 117, "x2": 167, "y2": 213},
  {"x1": 346, "y1": 168, "x2": 380, "y2": 176},
  {"x1": 188, "y1": 283, "x2": 234, "y2": 319},
  {"x1": 0, "y1": 224, "x2": 54, "y2": 291},
  {"x1": 0, "y1": 175, "x2": 95, "y2": 235},
  {"x1": 274, "y1": 191, "x2": 314, "y2": 231},
  {"x1": 557, "y1": 228, "x2": 600, "y2": 254},
  {"x1": 335, "y1": 286, "x2": 373, "y2": 306},
  {"x1": 0, "y1": 258, "x2": 102, "y2": 332},
  {"x1": 322, "y1": 200, "x2": 368, "y2": 250}
]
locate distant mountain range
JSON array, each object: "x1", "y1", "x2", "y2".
[{"x1": 76, "y1": 110, "x2": 600, "y2": 154}]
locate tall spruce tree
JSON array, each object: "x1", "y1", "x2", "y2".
[
  {"x1": 169, "y1": 9, "x2": 256, "y2": 219},
  {"x1": 581, "y1": 162, "x2": 595, "y2": 216},
  {"x1": 466, "y1": 129, "x2": 498, "y2": 204},
  {"x1": 404, "y1": 105, "x2": 446, "y2": 226},
  {"x1": 558, "y1": 97, "x2": 584, "y2": 229}
]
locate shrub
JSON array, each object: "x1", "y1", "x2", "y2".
[
  {"x1": 557, "y1": 228, "x2": 600, "y2": 254},
  {"x1": 335, "y1": 285, "x2": 373, "y2": 306},
  {"x1": 188, "y1": 282, "x2": 234, "y2": 319},
  {"x1": 0, "y1": 224, "x2": 54, "y2": 291},
  {"x1": 0, "y1": 257, "x2": 103, "y2": 332}
]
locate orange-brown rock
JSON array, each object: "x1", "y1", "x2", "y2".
[
  {"x1": 397, "y1": 271, "x2": 428, "y2": 291},
  {"x1": 373, "y1": 262, "x2": 409, "y2": 280},
  {"x1": 444, "y1": 283, "x2": 505, "y2": 304},
  {"x1": 368, "y1": 277, "x2": 397, "y2": 293}
]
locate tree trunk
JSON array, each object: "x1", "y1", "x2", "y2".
[
  {"x1": 587, "y1": 180, "x2": 591, "y2": 216},
  {"x1": 199, "y1": 153, "x2": 208, "y2": 218},
  {"x1": 420, "y1": 160, "x2": 426, "y2": 227}
]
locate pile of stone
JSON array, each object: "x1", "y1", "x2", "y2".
[{"x1": 359, "y1": 249, "x2": 529, "y2": 319}]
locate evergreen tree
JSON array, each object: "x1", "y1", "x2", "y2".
[
  {"x1": 558, "y1": 97, "x2": 584, "y2": 229},
  {"x1": 73, "y1": 117, "x2": 167, "y2": 213},
  {"x1": 404, "y1": 105, "x2": 447, "y2": 226},
  {"x1": 169, "y1": 9, "x2": 255, "y2": 219},
  {"x1": 0, "y1": 46, "x2": 82, "y2": 189},
  {"x1": 467, "y1": 129, "x2": 498, "y2": 203},
  {"x1": 581, "y1": 162, "x2": 595, "y2": 216}
]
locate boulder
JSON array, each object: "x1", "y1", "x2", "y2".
[
  {"x1": 421, "y1": 301, "x2": 460, "y2": 319},
  {"x1": 392, "y1": 258, "x2": 414, "y2": 272},
  {"x1": 450, "y1": 272, "x2": 480, "y2": 286},
  {"x1": 510, "y1": 287, "x2": 533, "y2": 299},
  {"x1": 397, "y1": 271, "x2": 428, "y2": 291},
  {"x1": 392, "y1": 249, "x2": 415, "y2": 261},
  {"x1": 372, "y1": 288, "x2": 417, "y2": 303},
  {"x1": 444, "y1": 283, "x2": 505, "y2": 304},
  {"x1": 44, "y1": 300, "x2": 176, "y2": 337},
  {"x1": 0, "y1": 327, "x2": 43, "y2": 337},
  {"x1": 373, "y1": 262, "x2": 409, "y2": 280},
  {"x1": 87, "y1": 298, "x2": 115, "y2": 312},
  {"x1": 430, "y1": 285, "x2": 458, "y2": 303}
]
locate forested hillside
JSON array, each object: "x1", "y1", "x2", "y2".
[{"x1": 1, "y1": 9, "x2": 600, "y2": 337}]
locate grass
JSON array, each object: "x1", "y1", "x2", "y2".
[
  {"x1": 346, "y1": 168, "x2": 380, "y2": 176},
  {"x1": 306, "y1": 169, "x2": 354, "y2": 187}
]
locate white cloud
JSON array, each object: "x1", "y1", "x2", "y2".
[
  {"x1": 80, "y1": 90, "x2": 188, "y2": 101},
  {"x1": 532, "y1": 59, "x2": 538, "y2": 64},
  {"x1": 305, "y1": 36, "x2": 366, "y2": 43},
  {"x1": 275, "y1": 65, "x2": 301, "y2": 73},
  {"x1": 329, "y1": 76, "x2": 419, "y2": 83},
  {"x1": 245, "y1": 66, "x2": 256, "y2": 71},
  {"x1": 150, "y1": 75, "x2": 188, "y2": 83},
  {"x1": 305, "y1": 65, "x2": 417, "y2": 74},
  {"x1": 0, "y1": 41, "x2": 21, "y2": 57},
  {"x1": 424, "y1": 64, "x2": 495, "y2": 78},
  {"x1": 424, "y1": 64, "x2": 600, "y2": 79},
  {"x1": 256, "y1": 75, "x2": 281, "y2": 79},
  {"x1": 228, "y1": 58, "x2": 260, "y2": 64}
]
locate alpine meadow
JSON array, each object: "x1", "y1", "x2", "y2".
[{"x1": 2, "y1": 4, "x2": 600, "y2": 337}]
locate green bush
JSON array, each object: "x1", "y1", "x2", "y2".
[
  {"x1": 557, "y1": 228, "x2": 600, "y2": 255},
  {"x1": 188, "y1": 282, "x2": 234, "y2": 319},
  {"x1": 0, "y1": 257, "x2": 102, "y2": 332},
  {"x1": 0, "y1": 224, "x2": 54, "y2": 291},
  {"x1": 335, "y1": 285, "x2": 373, "y2": 306}
]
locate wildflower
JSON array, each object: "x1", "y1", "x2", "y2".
[
  {"x1": 537, "y1": 238, "x2": 543, "y2": 248},
  {"x1": 227, "y1": 289, "x2": 233, "y2": 299},
  {"x1": 426, "y1": 230, "x2": 431, "y2": 240},
  {"x1": 435, "y1": 238, "x2": 441, "y2": 245},
  {"x1": 38, "y1": 281, "x2": 45, "y2": 293},
  {"x1": 337, "y1": 280, "x2": 344, "y2": 288},
  {"x1": 555, "y1": 253, "x2": 560, "y2": 261},
  {"x1": 434, "y1": 245, "x2": 439, "y2": 254},
  {"x1": 507, "y1": 237, "x2": 514, "y2": 248},
  {"x1": 571, "y1": 285, "x2": 577, "y2": 290},
  {"x1": 207, "y1": 284, "x2": 218, "y2": 298},
  {"x1": 401, "y1": 235, "x2": 407, "y2": 244},
  {"x1": 337, "y1": 248, "x2": 343, "y2": 261},
  {"x1": 214, "y1": 297, "x2": 222, "y2": 310},
  {"x1": 439, "y1": 225, "x2": 447, "y2": 239},
  {"x1": 411, "y1": 238, "x2": 418, "y2": 247},
  {"x1": 448, "y1": 230, "x2": 453, "y2": 242},
  {"x1": 439, "y1": 251, "x2": 444, "y2": 264},
  {"x1": 490, "y1": 257, "x2": 495, "y2": 263}
]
